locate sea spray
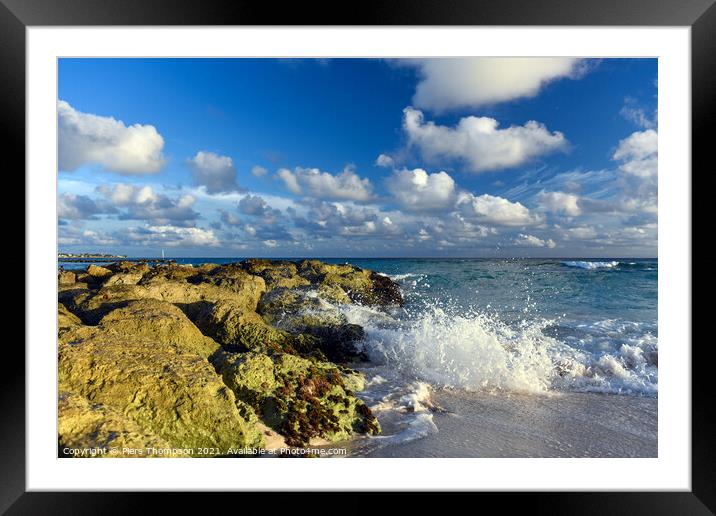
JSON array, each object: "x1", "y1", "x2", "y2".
[{"x1": 338, "y1": 301, "x2": 658, "y2": 397}]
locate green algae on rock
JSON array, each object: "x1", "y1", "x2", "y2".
[
  {"x1": 58, "y1": 391, "x2": 178, "y2": 458},
  {"x1": 59, "y1": 329, "x2": 264, "y2": 455},
  {"x1": 213, "y1": 351, "x2": 380, "y2": 447}
]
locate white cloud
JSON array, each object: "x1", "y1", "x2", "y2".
[
  {"x1": 124, "y1": 225, "x2": 219, "y2": 247},
  {"x1": 620, "y1": 98, "x2": 656, "y2": 129},
  {"x1": 58, "y1": 100, "x2": 165, "y2": 174},
  {"x1": 277, "y1": 168, "x2": 301, "y2": 194},
  {"x1": 263, "y1": 239, "x2": 278, "y2": 248},
  {"x1": 559, "y1": 226, "x2": 598, "y2": 240},
  {"x1": 456, "y1": 192, "x2": 540, "y2": 226},
  {"x1": 96, "y1": 183, "x2": 198, "y2": 224},
  {"x1": 537, "y1": 190, "x2": 582, "y2": 216},
  {"x1": 375, "y1": 154, "x2": 395, "y2": 168},
  {"x1": 251, "y1": 165, "x2": 268, "y2": 177},
  {"x1": 404, "y1": 58, "x2": 585, "y2": 112},
  {"x1": 613, "y1": 129, "x2": 658, "y2": 178},
  {"x1": 219, "y1": 210, "x2": 241, "y2": 226},
  {"x1": 403, "y1": 107, "x2": 567, "y2": 173},
  {"x1": 187, "y1": 151, "x2": 240, "y2": 194},
  {"x1": 276, "y1": 166, "x2": 374, "y2": 201},
  {"x1": 58, "y1": 193, "x2": 112, "y2": 220},
  {"x1": 514, "y1": 233, "x2": 556, "y2": 248},
  {"x1": 386, "y1": 168, "x2": 456, "y2": 211}
]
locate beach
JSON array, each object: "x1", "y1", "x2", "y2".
[{"x1": 357, "y1": 390, "x2": 657, "y2": 458}]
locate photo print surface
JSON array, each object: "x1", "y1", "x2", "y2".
[{"x1": 57, "y1": 58, "x2": 658, "y2": 458}]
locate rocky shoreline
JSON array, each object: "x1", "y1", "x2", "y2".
[{"x1": 58, "y1": 259, "x2": 403, "y2": 457}]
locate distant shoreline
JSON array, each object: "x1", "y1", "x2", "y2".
[{"x1": 59, "y1": 257, "x2": 174, "y2": 263}]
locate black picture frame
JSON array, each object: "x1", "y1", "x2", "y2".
[{"x1": 5, "y1": 0, "x2": 708, "y2": 511}]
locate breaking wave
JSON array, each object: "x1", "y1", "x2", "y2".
[
  {"x1": 563, "y1": 261, "x2": 620, "y2": 270},
  {"x1": 339, "y1": 303, "x2": 657, "y2": 397}
]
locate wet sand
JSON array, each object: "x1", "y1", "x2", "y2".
[{"x1": 359, "y1": 390, "x2": 657, "y2": 458}]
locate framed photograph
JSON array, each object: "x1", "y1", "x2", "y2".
[{"x1": 9, "y1": 0, "x2": 709, "y2": 510}]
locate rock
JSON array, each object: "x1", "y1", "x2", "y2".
[
  {"x1": 297, "y1": 260, "x2": 403, "y2": 307},
  {"x1": 106, "y1": 261, "x2": 150, "y2": 274},
  {"x1": 241, "y1": 259, "x2": 310, "y2": 291},
  {"x1": 74, "y1": 272, "x2": 103, "y2": 287},
  {"x1": 98, "y1": 299, "x2": 220, "y2": 358},
  {"x1": 75, "y1": 276, "x2": 266, "y2": 324},
  {"x1": 56, "y1": 259, "x2": 391, "y2": 454},
  {"x1": 214, "y1": 351, "x2": 379, "y2": 446},
  {"x1": 87, "y1": 264, "x2": 112, "y2": 278},
  {"x1": 58, "y1": 270, "x2": 76, "y2": 285},
  {"x1": 196, "y1": 300, "x2": 322, "y2": 357},
  {"x1": 258, "y1": 288, "x2": 366, "y2": 362},
  {"x1": 199, "y1": 264, "x2": 267, "y2": 302},
  {"x1": 103, "y1": 271, "x2": 144, "y2": 286},
  {"x1": 139, "y1": 264, "x2": 200, "y2": 283},
  {"x1": 59, "y1": 324, "x2": 264, "y2": 454},
  {"x1": 363, "y1": 271, "x2": 404, "y2": 306},
  {"x1": 58, "y1": 303, "x2": 82, "y2": 333},
  {"x1": 196, "y1": 300, "x2": 290, "y2": 353},
  {"x1": 58, "y1": 392, "x2": 176, "y2": 458},
  {"x1": 58, "y1": 286, "x2": 92, "y2": 317}
]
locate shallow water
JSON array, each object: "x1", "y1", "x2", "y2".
[{"x1": 358, "y1": 390, "x2": 657, "y2": 458}]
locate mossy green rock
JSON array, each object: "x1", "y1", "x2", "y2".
[
  {"x1": 297, "y1": 260, "x2": 403, "y2": 307},
  {"x1": 58, "y1": 303, "x2": 82, "y2": 333},
  {"x1": 258, "y1": 288, "x2": 366, "y2": 362},
  {"x1": 87, "y1": 264, "x2": 112, "y2": 278},
  {"x1": 103, "y1": 270, "x2": 145, "y2": 286},
  {"x1": 196, "y1": 300, "x2": 297, "y2": 354},
  {"x1": 58, "y1": 391, "x2": 177, "y2": 458},
  {"x1": 241, "y1": 259, "x2": 311, "y2": 291},
  {"x1": 59, "y1": 323, "x2": 264, "y2": 455},
  {"x1": 99, "y1": 299, "x2": 220, "y2": 358},
  {"x1": 76, "y1": 274, "x2": 265, "y2": 324},
  {"x1": 58, "y1": 270, "x2": 76, "y2": 285},
  {"x1": 214, "y1": 351, "x2": 379, "y2": 446}
]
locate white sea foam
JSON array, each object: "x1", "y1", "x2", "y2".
[
  {"x1": 339, "y1": 303, "x2": 658, "y2": 397},
  {"x1": 563, "y1": 260, "x2": 620, "y2": 270}
]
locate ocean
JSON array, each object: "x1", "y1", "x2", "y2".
[{"x1": 60, "y1": 257, "x2": 658, "y2": 457}]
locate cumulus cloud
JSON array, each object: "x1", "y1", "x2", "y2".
[
  {"x1": 59, "y1": 224, "x2": 120, "y2": 247},
  {"x1": 251, "y1": 165, "x2": 268, "y2": 177},
  {"x1": 403, "y1": 107, "x2": 567, "y2": 173},
  {"x1": 276, "y1": 166, "x2": 374, "y2": 201},
  {"x1": 514, "y1": 233, "x2": 556, "y2": 248},
  {"x1": 58, "y1": 100, "x2": 165, "y2": 174},
  {"x1": 187, "y1": 151, "x2": 241, "y2": 194},
  {"x1": 96, "y1": 183, "x2": 199, "y2": 225},
  {"x1": 58, "y1": 193, "x2": 115, "y2": 220},
  {"x1": 613, "y1": 130, "x2": 658, "y2": 178},
  {"x1": 289, "y1": 200, "x2": 402, "y2": 238},
  {"x1": 537, "y1": 190, "x2": 582, "y2": 216},
  {"x1": 558, "y1": 226, "x2": 598, "y2": 240},
  {"x1": 238, "y1": 194, "x2": 280, "y2": 218},
  {"x1": 219, "y1": 209, "x2": 241, "y2": 226},
  {"x1": 385, "y1": 168, "x2": 456, "y2": 212},
  {"x1": 611, "y1": 129, "x2": 658, "y2": 216},
  {"x1": 456, "y1": 192, "x2": 540, "y2": 226},
  {"x1": 403, "y1": 58, "x2": 585, "y2": 112},
  {"x1": 375, "y1": 154, "x2": 395, "y2": 168},
  {"x1": 125, "y1": 225, "x2": 220, "y2": 247}
]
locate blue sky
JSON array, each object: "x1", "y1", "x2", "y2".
[{"x1": 58, "y1": 58, "x2": 657, "y2": 257}]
